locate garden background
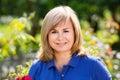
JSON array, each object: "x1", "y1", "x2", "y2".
[{"x1": 0, "y1": 0, "x2": 120, "y2": 80}]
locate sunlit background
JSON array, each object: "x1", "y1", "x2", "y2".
[{"x1": 0, "y1": 0, "x2": 120, "y2": 80}]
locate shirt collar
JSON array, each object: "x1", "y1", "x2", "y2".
[
  {"x1": 68, "y1": 53, "x2": 80, "y2": 67},
  {"x1": 47, "y1": 52, "x2": 80, "y2": 69},
  {"x1": 47, "y1": 58, "x2": 55, "y2": 69}
]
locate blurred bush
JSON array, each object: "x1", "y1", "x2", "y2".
[
  {"x1": 0, "y1": 0, "x2": 120, "y2": 80},
  {"x1": 0, "y1": 13, "x2": 40, "y2": 79},
  {"x1": 0, "y1": 12, "x2": 39, "y2": 61},
  {"x1": 6, "y1": 10, "x2": 120, "y2": 79}
]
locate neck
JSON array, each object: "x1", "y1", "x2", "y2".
[{"x1": 54, "y1": 51, "x2": 72, "y2": 72}]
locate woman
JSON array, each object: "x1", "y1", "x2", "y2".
[{"x1": 28, "y1": 6, "x2": 112, "y2": 80}]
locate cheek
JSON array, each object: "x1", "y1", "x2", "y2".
[
  {"x1": 69, "y1": 32, "x2": 74, "y2": 41},
  {"x1": 48, "y1": 34, "x2": 56, "y2": 41},
  {"x1": 48, "y1": 34, "x2": 56, "y2": 46}
]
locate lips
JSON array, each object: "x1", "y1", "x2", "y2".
[{"x1": 56, "y1": 42, "x2": 67, "y2": 46}]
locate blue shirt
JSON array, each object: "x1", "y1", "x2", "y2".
[{"x1": 28, "y1": 53, "x2": 112, "y2": 80}]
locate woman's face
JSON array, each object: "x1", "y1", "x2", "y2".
[{"x1": 48, "y1": 18, "x2": 74, "y2": 54}]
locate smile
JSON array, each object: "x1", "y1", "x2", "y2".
[{"x1": 56, "y1": 42, "x2": 67, "y2": 46}]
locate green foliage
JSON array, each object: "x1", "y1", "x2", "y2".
[
  {"x1": 1, "y1": 0, "x2": 120, "y2": 20},
  {"x1": 6, "y1": 14, "x2": 120, "y2": 79},
  {"x1": 0, "y1": 1, "x2": 120, "y2": 79},
  {"x1": 81, "y1": 9, "x2": 120, "y2": 79},
  {"x1": 0, "y1": 13, "x2": 39, "y2": 61},
  {"x1": 7, "y1": 62, "x2": 32, "y2": 80}
]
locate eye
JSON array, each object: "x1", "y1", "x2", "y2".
[
  {"x1": 51, "y1": 30, "x2": 57, "y2": 34},
  {"x1": 64, "y1": 30, "x2": 69, "y2": 33}
]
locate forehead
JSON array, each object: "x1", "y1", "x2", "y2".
[{"x1": 53, "y1": 18, "x2": 73, "y2": 30}]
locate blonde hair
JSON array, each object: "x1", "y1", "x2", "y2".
[{"x1": 38, "y1": 6, "x2": 86, "y2": 62}]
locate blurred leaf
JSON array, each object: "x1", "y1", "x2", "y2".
[
  {"x1": 1, "y1": 49, "x2": 9, "y2": 57},
  {"x1": 103, "y1": 9, "x2": 112, "y2": 20}
]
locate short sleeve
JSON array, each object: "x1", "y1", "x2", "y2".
[{"x1": 93, "y1": 57, "x2": 112, "y2": 80}]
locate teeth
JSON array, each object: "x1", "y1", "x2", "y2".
[{"x1": 57, "y1": 42, "x2": 66, "y2": 45}]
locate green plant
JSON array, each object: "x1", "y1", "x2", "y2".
[
  {"x1": 0, "y1": 12, "x2": 39, "y2": 61},
  {"x1": 7, "y1": 62, "x2": 32, "y2": 80}
]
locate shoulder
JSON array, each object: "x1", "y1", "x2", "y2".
[
  {"x1": 78, "y1": 54, "x2": 107, "y2": 69},
  {"x1": 31, "y1": 59, "x2": 42, "y2": 67},
  {"x1": 79, "y1": 54, "x2": 102, "y2": 63},
  {"x1": 28, "y1": 59, "x2": 43, "y2": 78},
  {"x1": 29, "y1": 59, "x2": 46, "y2": 71},
  {"x1": 83, "y1": 55, "x2": 106, "y2": 66},
  {"x1": 80, "y1": 55, "x2": 111, "y2": 79}
]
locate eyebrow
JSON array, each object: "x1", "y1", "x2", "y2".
[
  {"x1": 51, "y1": 27, "x2": 71, "y2": 31},
  {"x1": 63, "y1": 28, "x2": 71, "y2": 30}
]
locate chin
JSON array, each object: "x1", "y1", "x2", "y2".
[{"x1": 54, "y1": 49, "x2": 70, "y2": 53}]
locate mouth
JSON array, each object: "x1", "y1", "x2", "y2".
[{"x1": 56, "y1": 42, "x2": 67, "y2": 46}]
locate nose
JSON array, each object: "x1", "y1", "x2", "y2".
[{"x1": 57, "y1": 33, "x2": 64, "y2": 40}]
